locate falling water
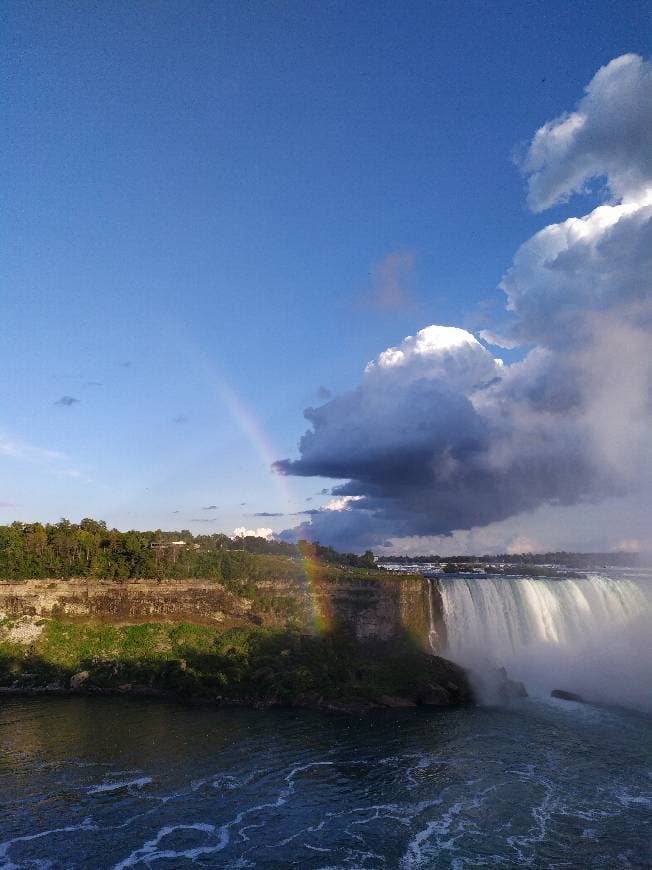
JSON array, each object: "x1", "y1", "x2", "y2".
[
  {"x1": 437, "y1": 573, "x2": 652, "y2": 711},
  {"x1": 426, "y1": 578, "x2": 439, "y2": 653}
]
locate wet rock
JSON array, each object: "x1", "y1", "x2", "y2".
[
  {"x1": 471, "y1": 666, "x2": 528, "y2": 703},
  {"x1": 378, "y1": 695, "x2": 418, "y2": 708},
  {"x1": 501, "y1": 678, "x2": 528, "y2": 701},
  {"x1": 70, "y1": 670, "x2": 90, "y2": 690},
  {"x1": 551, "y1": 689, "x2": 584, "y2": 702},
  {"x1": 493, "y1": 667, "x2": 527, "y2": 701},
  {"x1": 44, "y1": 681, "x2": 64, "y2": 692},
  {"x1": 419, "y1": 685, "x2": 451, "y2": 705}
]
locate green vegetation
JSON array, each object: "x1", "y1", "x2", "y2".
[
  {"x1": 0, "y1": 519, "x2": 377, "y2": 584},
  {"x1": 0, "y1": 618, "x2": 470, "y2": 708}
]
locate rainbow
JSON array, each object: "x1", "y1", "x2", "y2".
[{"x1": 198, "y1": 353, "x2": 330, "y2": 633}]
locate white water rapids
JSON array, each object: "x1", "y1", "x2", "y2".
[{"x1": 436, "y1": 572, "x2": 652, "y2": 712}]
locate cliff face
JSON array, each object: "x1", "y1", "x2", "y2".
[
  {"x1": 0, "y1": 574, "x2": 439, "y2": 650},
  {"x1": 255, "y1": 574, "x2": 432, "y2": 646},
  {"x1": 0, "y1": 580, "x2": 251, "y2": 626},
  {"x1": 0, "y1": 575, "x2": 469, "y2": 710}
]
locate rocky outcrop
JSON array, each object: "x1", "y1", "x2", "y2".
[
  {"x1": 70, "y1": 670, "x2": 90, "y2": 690},
  {"x1": 551, "y1": 688, "x2": 584, "y2": 702}
]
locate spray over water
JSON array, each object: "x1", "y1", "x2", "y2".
[{"x1": 437, "y1": 572, "x2": 652, "y2": 712}]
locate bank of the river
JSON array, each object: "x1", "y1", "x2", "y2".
[{"x1": 0, "y1": 616, "x2": 472, "y2": 712}]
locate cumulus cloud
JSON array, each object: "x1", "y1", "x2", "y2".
[
  {"x1": 521, "y1": 54, "x2": 652, "y2": 212},
  {"x1": 276, "y1": 55, "x2": 652, "y2": 552},
  {"x1": 232, "y1": 527, "x2": 273, "y2": 540},
  {"x1": 500, "y1": 193, "x2": 652, "y2": 347}
]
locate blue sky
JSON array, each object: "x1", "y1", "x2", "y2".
[{"x1": 2, "y1": 1, "x2": 650, "y2": 548}]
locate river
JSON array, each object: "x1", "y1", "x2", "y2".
[{"x1": 1, "y1": 692, "x2": 650, "y2": 868}]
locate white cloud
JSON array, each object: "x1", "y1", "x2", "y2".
[
  {"x1": 324, "y1": 495, "x2": 364, "y2": 511},
  {"x1": 500, "y1": 190, "x2": 652, "y2": 346},
  {"x1": 0, "y1": 435, "x2": 64, "y2": 464},
  {"x1": 522, "y1": 53, "x2": 652, "y2": 211},
  {"x1": 365, "y1": 325, "x2": 497, "y2": 389},
  {"x1": 1, "y1": 432, "x2": 89, "y2": 486},
  {"x1": 232, "y1": 526, "x2": 273, "y2": 540}
]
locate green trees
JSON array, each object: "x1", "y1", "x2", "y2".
[
  {"x1": 297, "y1": 539, "x2": 376, "y2": 570},
  {"x1": 0, "y1": 519, "x2": 378, "y2": 582}
]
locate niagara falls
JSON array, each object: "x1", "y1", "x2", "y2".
[{"x1": 2, "y1": 2, "x2": 651, "y2": 868}]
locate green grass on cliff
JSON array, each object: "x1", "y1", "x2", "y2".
[{"x1": 0, "y1": 617, "x2": 470, "y2": 708}]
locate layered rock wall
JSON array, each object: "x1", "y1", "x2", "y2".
[{"x1": 0, "y1": 574, "x2": 438, "y2": 649}]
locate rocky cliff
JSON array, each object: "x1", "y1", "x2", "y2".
[
  {"x1": 0, "y1": 572, "x2": 438, "y2": 650},
  {"x1": 0, "y1": 572, "x2": 471, "y2": 710}
]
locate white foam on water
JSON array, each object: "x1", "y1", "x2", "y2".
[
  {"x1": 0, "y1": 818, "x2": 98, "y2": 870},
  {"x1": 112, "y1": 822, "x2": 226, "y2": 869},
  {"x1": 87, "y1": 776, "x2": 153, "y2": 795},
  {"x1": 111, "y1": 760, "x2": 336, "y2": 868},
  {"x1": 400, "y1": 787, "x2": 497, "y2": 868}
]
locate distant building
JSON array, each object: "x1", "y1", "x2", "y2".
[{"x1": 149, "y1": 540, "x2": 188, "y2": 550}]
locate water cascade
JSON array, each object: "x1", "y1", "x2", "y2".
[
  {"x1": 436, "y1": 573, "x2": 652, "y2": 711},
  {"x1": 426, "y1": 578, "x2": 439, "y2": 653}
]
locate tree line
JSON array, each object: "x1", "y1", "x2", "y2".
[{"x1": 0, "y1": 519, "x2": 375, "y2": 582}]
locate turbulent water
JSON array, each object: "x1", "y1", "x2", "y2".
[
  {"x1": 1, "y1": 695, "x2": 650, "y2": 868},
  {"x1": 437, "y1": 570, "x2": 652, "y2": 713},
  {"x1": 1, "y1": 570, "x2": 650, "y2": 868}
]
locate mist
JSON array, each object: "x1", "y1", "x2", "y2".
[{"x1": 437, "y1": 571, "x2": 652, "y2": 713}]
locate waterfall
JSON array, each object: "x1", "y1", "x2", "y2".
[
  {"x1": 437, "y1": 573, "x2": 652, "y2": 711},
  {"x1": 426, "y1": 578, "x2": 439, "y2": 654}
]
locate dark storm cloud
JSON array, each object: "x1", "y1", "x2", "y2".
[{"x1": 277, "y1": 56, "x2": 652, "y2": 551}]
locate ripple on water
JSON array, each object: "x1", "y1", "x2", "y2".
[{"x1": 0, "y1": 697, "x2": 649, "y2": 868}]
